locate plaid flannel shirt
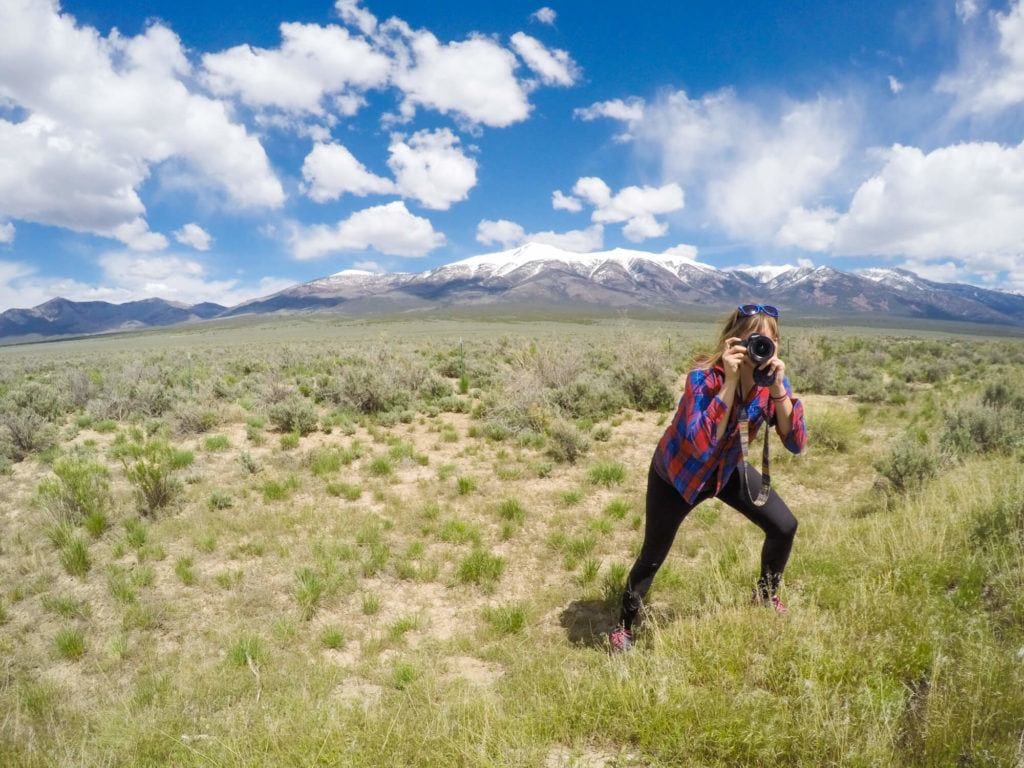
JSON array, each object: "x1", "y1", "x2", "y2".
[{"x1": 653, "y1": 363, "x2": 807, "y2": 504}]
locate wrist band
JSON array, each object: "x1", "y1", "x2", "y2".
[{"x1": 771, "y1": 393, "x2": 788, "y2": 401}]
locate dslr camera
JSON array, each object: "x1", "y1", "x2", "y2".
[{"x1": 740, "y1": 333, "x2": 777, "y2": 387}]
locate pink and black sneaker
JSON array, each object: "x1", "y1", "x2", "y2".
[
  {"x1": 751, "y1": 590, "x2": 788, "y2": 614},
  {"x1": 608, "y1": 625, "x2": 634, "y2": 653}
]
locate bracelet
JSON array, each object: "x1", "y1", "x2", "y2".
[{"x1": 770, "y1": 393, "x2": 788, "y2": 401}]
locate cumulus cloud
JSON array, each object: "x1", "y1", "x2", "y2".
[
  {"x1": 939, "y1": 0, "x2": 1024, "y2": 115},
  {"x1": 775, "y1": 206, "x2": 839, "y2": 251},
  {"x1": 609, "y1": 88, "x2": 851, "y2": 243},
  {"x1": 476, "y1": 219, "x2": 604, "y2": 252},
  {"x1": 173, "y1": 223, "x2": 214, "y2": 251},
  {"x1": 888, "y1": 75, "x2": 904, "y2": 94},
  {"x1": 0, "y1": 223, "x2": 15, "y2": 244},
  {"x1": 530, "y1": 7, "x2": 557, "y2": 25},
  {"x1": 386, "y1": 128, "x2": 477, "y2": 209},
  {"x1": 0, "y1": 254, "x2": 292, "y2": 312},
  {"x1": 301, "y1": 128, "x2": 477, "y2": 209},
  {"x1": 202, "y1": 22, "x2": 389, "y2": 115},
  {"x1": 0, "y1": 1, "x2": 283, "y2": 249},
  {"x1": 661, "y1": 244, "x2": 700, "y2": 260},
  {"x1": 567, "y1": 177, "x2": 684, "y2": 242},
  {"x1": 289, "y1": 201, "x2": 445, "y2": 259},
  {"x1": 551, "y1": 190, "x2": 583, "y2": 212},
  {"x1": 509, "y1": 32, "x2": 579, "y2": 87},
  {"x1": 828, "y1": 141, "x2": 1024, "y2": 273},
  {"x1": 301, "y1": 143, "x2": 396, "y2": 202}
]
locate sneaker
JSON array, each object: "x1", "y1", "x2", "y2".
[
  {"x1": 609, "y1": 625, "x2": 634, "y2": 653},
  {"x1": 751, "y1": 590, "x2": 788, "y2": 614}
]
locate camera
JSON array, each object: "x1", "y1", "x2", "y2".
[{"x1": 740, "y1": 333, "x2": 777, "y2": 387}]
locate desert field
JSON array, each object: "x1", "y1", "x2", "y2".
[{"x1": 1, "y1": 314, "x2": 1023, "y2": 767}]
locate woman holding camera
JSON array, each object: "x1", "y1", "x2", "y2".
[{"x1": 609, "y1": 304, "x2": 808, "y2": 653}]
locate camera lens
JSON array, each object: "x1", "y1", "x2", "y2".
[{"x1": 746, "y1": 334, "x2": 775, "y2": 364}]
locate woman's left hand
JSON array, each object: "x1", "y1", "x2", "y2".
[{"x1": 760, "y1": 355, "x2": 787, "y2": 395}]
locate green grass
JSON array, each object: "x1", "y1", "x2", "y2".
[
  {"x1": 481, "y1": 602, "x2": 527, "y2": 635},
  {"x1": 587, "y1": 460, "x2": 627, "y2": 487},
  {"x1": 457, "y1": 549, "x2": 505, "y2": 591},
  {"x1": 204, "y1": 434, "x2": 230, "y2": 452},
  {"x1": 54, "y1": 627, "x2": 85, "y2": 660}
]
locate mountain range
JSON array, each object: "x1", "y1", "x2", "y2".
[{"x1": 2, "y1": 243, "x2": 1023, "y2": 340}]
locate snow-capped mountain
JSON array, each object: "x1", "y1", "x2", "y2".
[
  {"x1": 3, "y1": 242, "x2": 1023, "y2": 340},
  {"x1": 221, "y1": 242, "x2": 1024, "y2": 327}
]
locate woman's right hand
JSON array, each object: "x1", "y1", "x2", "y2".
[{"x1": 722, "y1": 336, "x2": 746, "y2": 382}]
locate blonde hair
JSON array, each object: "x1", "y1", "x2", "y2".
[{"x1": 691, "y1": 308, "x2": 780, "y2": 371}]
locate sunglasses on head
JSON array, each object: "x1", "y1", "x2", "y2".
[{"x1": 738, "y1": 304, "x2": 779, "y2": 318}]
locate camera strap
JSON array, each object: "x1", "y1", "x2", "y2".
[{"x1": 735, "y1": 382, "x2": 771, "y2": 507}]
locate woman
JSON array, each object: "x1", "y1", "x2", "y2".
[{"x1": 609, "y1": 304, "x2": 808, "y2": 653}]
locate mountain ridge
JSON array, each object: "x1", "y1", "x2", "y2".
[{"x1": 2, "y1": 242, "x2": 1022, "y2": 340}]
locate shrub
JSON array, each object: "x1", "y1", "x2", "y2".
[
  {"x1": 808, "y1": 409, "x2": 860, "y2": 453},
  {"x1": 173, "y1": 403, "x2": 220, "y2": 435},
  {"x1": 123, "y1": 441, "x2": 184, "y2": 516},
  {"x1": 940, "y1": 404, "x2": 1021, "y2": 456},
  {"x1": 37, "y1": 455, "x2": 111, "y2": 527},
  {"x1": 545, "y1": 419, "x2": 590, "y2": 464},
  {"x1": 873, "y1": 436, "x2": 941, "y2": 493},
  {"x1": 612, "y1": 344, "x2": 675, "y2": 411},
  {"x1": 1, "y1": 409, "x2": 56, "y2": 461},
  {"x1": 269, "y1": 396, "x2": 318, "y2": 436},
  {"x1": 338, "y1": 366, "x2": 409, "y2": 414}
]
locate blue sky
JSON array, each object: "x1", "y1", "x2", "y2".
[{"x1": 0, "y1": 0, "x2": 1023, "y2": 309}]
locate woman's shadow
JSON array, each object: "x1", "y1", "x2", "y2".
[{"x1": 557, "y1": 599, "x2": 620, "y2": 648}]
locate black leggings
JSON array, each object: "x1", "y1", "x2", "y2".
[{"x1": 619, "y1": 455, "x2": 799, "y2": 630}]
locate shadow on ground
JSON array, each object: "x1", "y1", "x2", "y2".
[{"x1": 558, "y1": 599, "x2": 619, "y2": 648}]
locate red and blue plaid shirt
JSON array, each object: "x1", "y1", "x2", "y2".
[{"x1": 653, "y1": 363, "x2": 807, "y2": 504}]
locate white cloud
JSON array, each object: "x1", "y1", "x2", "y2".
[
  {"x1": 476, "y1": 219, "x2": 526, "y2": 248},
  {"x1": 202, "y1": 22, "x2": 389, "y2": 116},
  {"x1": 509, "y1": 32, "x2": 579, "y2": 87},
  {"x1": 615, "y1": 88, "x2": 850, "y2": 243},
  {"x1": 574, "y1": 97, "x2": 646, "y2": 124},
  {"x1": 335, "y1": 0, "x2": 378, "y2": 37},
  {"x1": 956, "y1": 0, "x2": 980, "y2": 22},
  {"x1": 301, "y1": 128, "x2": 477, "y2": 209},
  {"x1": 301, "y1": 142, "x2": 396, "y2": 202},
  {"x1": 828, "y1": 142, "x2": 1024, "y2": 280},
  {"x1": 352, "y1": 259, "x2": 384, "y2": 272},
  {"x1": 0, "y1": 223, "x2": 15, "y2": 244},
  {"x1": 385, "y1": 24, "x2": 533, "y2": 128},
  {"x1": 775, "y1": 206, "x2": 839, "y2": 251},
  {"x1": 888, "y1": 75, "x2": 904, "y2": 94},
  {"x1": 289, "y1": 201, "x2": 445, "y2": 260},
  {"x1": 476, "y1": 219, "x2": 604, "y2": 252},
  {"x1": 0, "y1": 254, "x2": 291, "y2": 312},
  {"x1": 386, "y1": 128, "x2": 477, "y2": 209},
  {"x1": 173, "y1": 223, "x2": 214, "y2": 251},
  {"x1": 939, "y1": 0, "x2": 1024, "y2": 115},
  {"x1": 530, "y1": 7, "x2": 557, "y2": 25},
  {"x1": 569, "y1": 177, "x2": 684, "y2": 242},
  {"x1": 552, "y1": 190, "x2": 583, "y2": 212},
  {"x1": 662, "y1": 244, "x2": 700, "y2": 260},
  {"x1": 0, "y1": 2, "x2": 283, "y2": 249}
]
